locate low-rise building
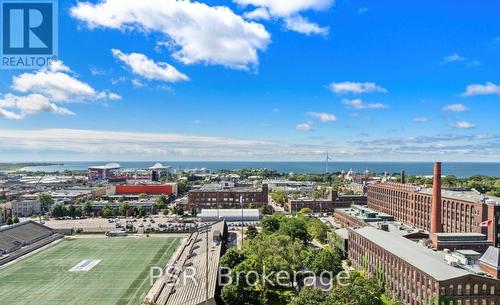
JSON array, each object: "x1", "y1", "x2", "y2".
[
  {"x1": 348, "y1": 226, "x2": 500, "y2": 305},
  {"x1": 287, "y1": 189, "x2": 367, "y2": 213},
  {"x1": 187, "y1": 183, "x2": 268, "y2": 210},
  {"x1": 10, "y1": 200, "x2": 41, "y2": 217},
  {"x1": 334, "y1": 204, "x2": 394, "y2": 228},
  {"x1": 198, "y1": 208, "x2": 260, "y2": 222}
]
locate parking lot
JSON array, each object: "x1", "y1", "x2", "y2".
[{"x1": 40, "y1": 215, "x2": 198, "y2": 233}]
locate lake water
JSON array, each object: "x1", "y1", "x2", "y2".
[{"x1": 20, "y1": 161, "x2": 500, "y2": 177}]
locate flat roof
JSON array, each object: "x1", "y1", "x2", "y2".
[
  {"x1": 88, "y1": 162, "x2": 120, "y2": 170},
  {"x1": 199, "y1": 209, "x2": 260, "y2": 218},
  {"x1": 418, "y1": 188, "x2": 500, "y2": 204},
  {"x1": 159, "y1": 221, "x2": 225, "y2": 305},
  {"x1": 353, "y1": 226, "x2": 471, "y2": 281},
  {"x1": 193, "y1": 183, "x2": 261, "y2": 192}
]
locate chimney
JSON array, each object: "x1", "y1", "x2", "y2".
[
  {"x1": 431, "y1": 162, "x2": 442, "y2": 234},
  {"x1": 400, "y1": 170, "x2": 405, "y2": 184}
]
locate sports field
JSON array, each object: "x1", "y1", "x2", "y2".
[{"x1": 0, "y1": 236, "x2": 180, "y2": 305}]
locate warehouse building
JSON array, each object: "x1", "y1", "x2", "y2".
[
  {"x1": 367, "y1": 162, "x2": 500, "y2": 247},
  {"x1": 348, "y1": 226, "x2": 499, "y2": 305},
  {"x1": 188, "y1": 183, "x2": 268, "y2": 210}
]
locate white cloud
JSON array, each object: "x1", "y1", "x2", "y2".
[
  {"x1": 413, "y1": 117, "x2": 429, "y2": 123},
  {"x1": 0, "y1": 61, "x2": 118, "y2": 119},
  {"x1": 329, "y1": 81, "x2": 388, "y2": 94},
  {"x1": 244, "y1": 7, "x2": 271, "y2": 20},
  {"x1": 441, "y1": 53, "x2": 465, "y2": 64},
  {"x1": 12, "y1": 63, "x2": 119, "y2": 102},
  {"x1": 462, "y1": 82, "x2": 500, "y2": 96},
  {"x1": 450, "y1": 121, "x2": 475, "y2": 129},
  {"x1": 0, "y1": 128, "x2": 498, "y2": 161},
  {"x1": 0, "y1": 94, "x2": 75, "y2": 119},
  {"x1": 235, "y1": 0, "x2": 334, "y2": 17},
  {"x1": 112, "y1": 49, "x2": 189, "y2": 83},
  {"x1": 296, "y1": 122, "x2": 313, "y2": 131},
  {"x1": 71, "y1": 0, "x2": 271, "y2": 69},
  {"x1": 48, "y1": 60, "x2": 71, "y2": 73},
  {"x1": 342, "y1": 98, "x2": 389, "y2": 110},
  {"x1": 0, "y1": 107, "x2": 23, "y2": 120},
  {"x1": 90, "y1": 66, "x2": 106, "y2": 76},
  {"x1": 467, "y1": 60, "x2": 481, "y2": 67},
  {"x1": 284, "y1": 16, "x2": 329, "y2": 36},
  {"x1": 358, "y1": 7, "x2": 368, "y2": 14},
  {"x1": 443, "y1": 103, "x2": 468, "y2": 112},
  {"x1": 308, "y1": 112, "x2": 337, "y2": 122},
  {"x1": 131, "y1": 79, "x2": 145, "y2": 88},
  {"x1": 236, "y1": 0, "x2": 333, "y2": 35}
]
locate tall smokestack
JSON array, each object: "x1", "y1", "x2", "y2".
[
  {"x1": 400, "y1": 170, "x2": 405, "y2": 184},
  {"x1": 431, "y1": 162, "x2": 442, "y2": 234}
]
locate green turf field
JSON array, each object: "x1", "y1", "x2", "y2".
[{"x1": 0, "y1": 237, "x2": 180, "y2": 305}]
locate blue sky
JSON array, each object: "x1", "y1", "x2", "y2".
[{"x1": 0, "y1": 0, "x2": 499, "y2": 161}]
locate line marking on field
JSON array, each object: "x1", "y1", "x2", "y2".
[{"x1": 69, "y1": 259, "x2": 102, "y2": 272}]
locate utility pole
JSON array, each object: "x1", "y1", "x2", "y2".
[
  {"x1": 325, "y1": 152, "x2": 330, "y2": 174},
  {"x1": 205, "y1": 224, "x2": 209, "y2": 305},
  {"x1": 240, "y1": 195, "x2": 244, "y2": 248}
]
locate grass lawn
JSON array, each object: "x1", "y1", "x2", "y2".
[{"x1": 0, "y1": 236, "x2": 180, "y2": 305}]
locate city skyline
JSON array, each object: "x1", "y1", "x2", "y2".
[{"x1": 0, "y1": 0, "x2": 499, "y2": 161}]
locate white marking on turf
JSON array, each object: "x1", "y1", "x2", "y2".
[{"x1": 69, "y1": 259, "x2": 102, "y2": 272}]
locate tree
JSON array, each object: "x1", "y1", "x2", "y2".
[
  {"x1": 102, "y1": 206, "x2": 112, "y2": 218},
  {"x1": 68, "y1": 205, "x2": 76, "y2": 219},
  {"x1": 75, "y1": 208, "x2": 83, "y2": 218},
  {"x1": 220, "y1": 248, "x2": 246, "y2": 269},
  {"x1": 138, "y1": 193, "x2": 147, "y2": 199},
  {"x1": 279, "y1": 216, "x2": 311, "y2": 244},
  {"x1": 137, "y1": 205, "x2": 145, "y2": 217},
  {"x1": 260, "y1": 205, "x2": 274, "y2": 215},
  {"x1": 13, "y1": 216, "x2": 19, "y2": 224},
  {"x1": 191, "y1": 208, "x2": 198, "y2": 217},
  {"x1": 156, "y1": 195, "x2": 168, "y2": 210},
  {"x1": 52, "y1": 204, "x2": 68, "y2": 218},
  {"x1": 261, "y1": 214, "x2": 285, "y2": 233},
  {"x1": 119, "y1": 203, "x2": 130, "y2": 217},
  {"x1": 289, "y1": 287, "x2": 326, "y2": 305},
  {"x1": 38, "y1": 193, "x2": 54, "y2": 212},
  {"x1": 306, "y1": 247, "x2": 342, "y2": 277},
  {"x1": 83, "y1": 201, "x2": 93, "y2": 216},
  {"x1": 6, "y1": 217, "x2": 13, "y2": 225},
  {"x1": 270, "y1": 189, "x2": 286, "y2": 204},
  {"x1": 299, "y1": 208, "x2": 313, "y2": 215},
  {"x1": 176, "y1": 179, "x2": 188, "y2": 194},
  {"x1": 326, "y1": 271, "x2": 383, "y2": 305},
  {"x1": 246, "y1": 226, "x2": 259, "y2": 240},
  {"x1": 171, "y1": 205, "x2": 184, "y2": 216},
  {"x1": 306, "y1": 219, "x2": 329, "y2": 244}
]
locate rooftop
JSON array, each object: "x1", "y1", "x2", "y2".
[
  {"x1": 198, "y1": 209, "x2": 260, "y2": 219},
  {"x1": 88, "y1": 163, "x2": 120, "y2": 170},
  {"x1": 353, "y1": 226, "x2": 476, "y2": 281},
  {"x1": 480, "y1": 246, "x2": 500, "y2": 270},
  {"x1": 155, "y1": 221, "x2": 226, "y2": 305},
  {"x1": 418, "y1": 188, "x2": 500, "y2": 205},
  {"x1": 192, "y1": 183, "x2": 262, "y2": 193}
]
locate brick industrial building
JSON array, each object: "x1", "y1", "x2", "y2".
[
  {"x1": 187, "y1": 183, "x2": 268, "y2": 210},
  {"x1": 286, "y1": 189, "x2": 367, "y2": 213},
  {"x1": 341, "y1": 162, "x2": 500, "y2": 305},
  {"x1": 367, "y1": 163, "x2": 500, "y2": 248},
  {"x1": 348, "y1": 226, "x2": 499, "y2": 305}
]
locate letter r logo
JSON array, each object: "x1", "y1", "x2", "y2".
[{"x1": 2, "y1": 1, "x2": 54, "y2": 55}]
